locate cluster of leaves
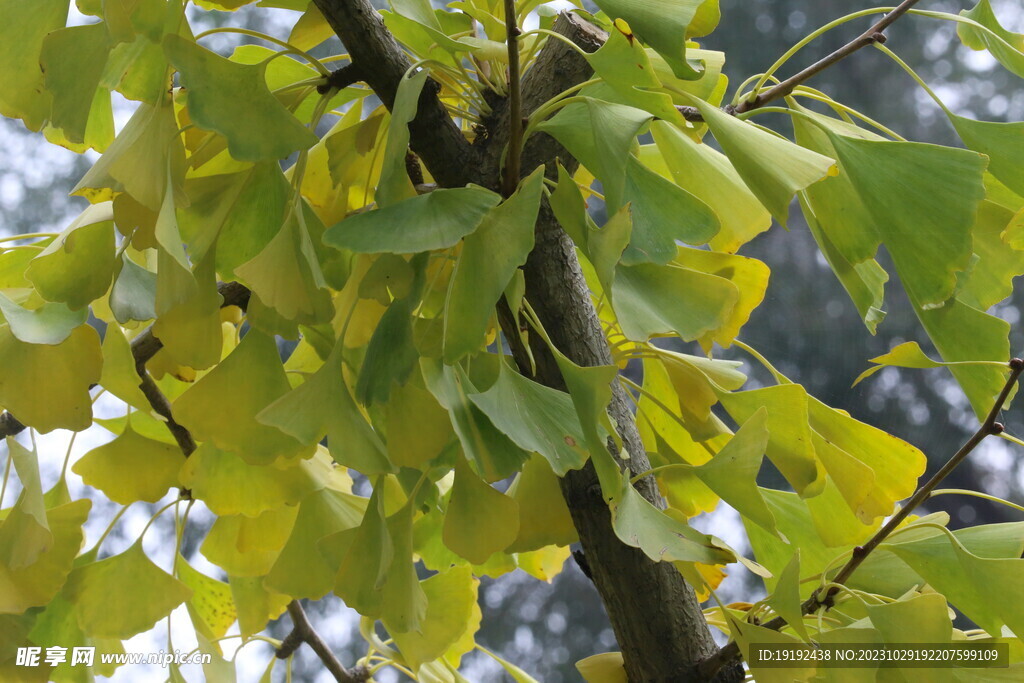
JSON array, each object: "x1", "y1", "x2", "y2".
[{"x1": 0, "y1": 0, "x2": 1022, "y2": 680}]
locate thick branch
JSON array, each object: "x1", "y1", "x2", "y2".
[
  {"x1": 735, "y1": 0, "x2": 921, "y2": 113},
  {"x1": 700, "y1": 358, "x2": 1024, "y2": 679},
  {"x1": 277, "y1": 601, "x2": 368, "y2": 683},
  {"x1": 311, "y1": 0, "x2": 474, "y2": 188},
  {"x1": 0, "y1": 281, "x2": 251, "y2": 440}
]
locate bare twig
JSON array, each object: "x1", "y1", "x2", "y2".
[
  {"x1": 501, "y1": 0, "x2": 523, "y2": 197},
  {"x1": 0, "y1": 281, "x2": 251, "y2": 440},
  {"x1": 735, "y1": 0, "x2": 921, "y2": 114},
  {"x1": 700, "y1": 358, "x2": 1024, "y2": 679},
  {"x1": 276, "y1": 601, "x2": 369, "y2": 683}
]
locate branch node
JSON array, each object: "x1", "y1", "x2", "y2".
[
  {"x1": 990, "y1": 422, "x2": 1005, "y2": 435},
  {"x1": 1010, "y1": 358, "x2": 1023, "y2": 370},
  {"x1": 870, "y1": 31, "x2": 888, "y2": 44},
  {"x1": 318, "y1": 63, "x2": 364, "y2": 94}
]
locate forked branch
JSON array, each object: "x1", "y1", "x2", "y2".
[
  {"x1": 700, "y1": 358, "x2": 1024, "y2": 679},
  {"x1": 277, "y1": 601, "x2": 369, "y2": 683}
]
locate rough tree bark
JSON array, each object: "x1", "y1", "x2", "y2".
[{"x1": 313, "y1": 2, "x2": 742, "y2": 680}]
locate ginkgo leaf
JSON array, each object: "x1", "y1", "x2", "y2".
[
  {"x1": 950, "y1": 115, "x2": 1024, "y2": 197},
  {"x1": 98, "y1": 324, "x2": 151, "y2": 412},
  {"x1": 72, "y1": 422, "x2": 182, "y2": 504},
  {"x1": 229, "y1": 575, "x2": 290, "y2": 638},
  {"x1": 0, "y1": 498, "x2": 90, "y2": 614},
  {"x1": 201, "y1": 506, "x2": 298, "y2": 577},
  {"x1": 517, "y1": 545, "x2": 571, "y2": 583},
  {"x1": 40, "y1": 22, "x2": 112, "y2": 146},
  {"x1": 887, "y1": 529, "x2": 1024, "y2": 639},
  {"x1": 110, "y1": 254, "x2": 158, "y2": 323},
  {"x1": 957, "y1": 0, "x2": 1024, "y2": 78},
  {"x1": 379, "y1": 503, "x2": 428, "y2": 634},
  {"x1": 468, "y1": 360, "x2": 589, "y2": 476},
  {"x1": 718, "y1": 384, "x2": 825, "y2": 498},
  {"x1": 376, "y1": 69, "x2": 428, "y2": 207},
  {"x1": 610, "y1": 473, "x2": 735, "y2": 565},
  {"x1": 329, "y1": 485, "x2": 393, "y2": 613},
  {"x1": 766, "y1": 551, "x2": 810, "y2": 641},
  {"x1": 323, "y1": 186, "x2": 500, "y2": 254},
  {"x1": 507, "y1": 455, "x2": 578, "y2": 553},
  {"x1": 692, "y1": 408, "x2": 777, "y2": 536},
  {"x1": 826, "y1": 133, "x2": 988, "y2": 308},
  {"x1": 0, "y1": 292, "x2": 87, "y2": 345},
  {"x1": 180, "y1": 443, "x2": 334, "y2": 517},
  {"x1": 443, "y1": 457, "x2": 520, "y2": 565},
  {"x1": 265, "y1": 487, "x2": 367, "y2": 599},
  {"x1": 854, "y1": 341, "x2": 958, "y2": 385},
  {"x1": 26, "y1": 203, "x2": 116, "y2": 311},
  {"x1": 164, "y1": 34, "x2": 318, "y2": 161},
  {"x1": 867, "y1": 591, "x2": 953, "y2": 645},
  {"x1": 576, "y1": 652, "x2": 627, "y2": 683},
  {"x1": 536, "y1": 98, "x2": 652, "y2": 211},
  {"x1": 390, "y1": 566, "x2": 478, "y2": 670},
  {"x1": 176, "y1": 555, "x2": 236, "y2": 641},
  {"x1": 958, "y1": 201, "x2": 1024, "y2": 310},
  {"x1": 591, "y1": 1, "x2": 710, "y2": 79},
  {"x1": 65, "y1": 542, "x2": 192, "y2": 639},
  {"x1": 443, "y1": 167, "x2": 544, "y2": 362},
  {"x1": 152, "y1": 248, "x2": 225, "y2": 370},
  {"x1": 0, "y1": 0, "x2": 67, "y2": 131},
  {"x1": 421, "y1": 359, "x2": 530, "y2": 482},
  {"x1": 0, "y1": 324, "x2": 102, "y2": 433},
  {"x1": 650, "y1": 122, "x2": 772, "y2": 254},
  {"x1": 257, "y1": 343, "x2": 393, "y2": 474},
  {"x1": 384, "y1": 377, "x2": 455, "y2": 470},
  {"x1": 620, "y1": 156, "x2": 719, "y2": 264},
  {"x1": 612, "y1": 260, "x2": 739, "y2": 343},
  {"x1": 679, "y1": 93, "x2": 835, "y2": 225},
  {"x1": 73, "y1": 101, "x2": 185, "y2": 210},
  {"x1": 174, "y1": 330, "x2": 313, "y2": 465},
  {"x1": 0, "y1": 440, "x2": 50, "y2": 570}
]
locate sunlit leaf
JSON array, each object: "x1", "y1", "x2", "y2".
[
  {"x1": 164, "y1": 34, "x2": 317, "y2": 161},
  {"x1": 201, "y1": 507, "x2": 298, "y2": 577},
  {"x1": 26, "y1": 203, "x2": 116, "y2": 310},
  {"x1": 0, "y1": 292, "x2": 87, "y2": 345},
  {"x1": 40, "y1": 22, "x2": 112, "y2": 146},
  {"x1": 176, "y1": 555, "x2": 236, "y2": 641},
  {"x1": 443, "y1": 457, "x2": 520, "y2": 565},
  {"x1": 576, "y1": 652, "x2": 627, "y2": 683},
  {"x1": 391, "y1": 566, "x2": 478, "y2": 670},
  {"x1": 590, "y1": 0, "x2": 710, "y2": 79},
  {"x1": 65, "y1": 542, "x2": 192, "y2": 639},
  {"x1": 72, "y1": 422, "x2": 182, "y2": 504},
  {"x1": 957, "y1": 0, "x2": 1024, "y2": 78},
  {"x1": 507, "y1": 455, "x2": 578, "y2": 553},
  {"x1": 0, "y1": 0, "x2": 68, "y2": 131},
  {"x1": 950, "y1": 115, "x2": 1024, "y2": 197}
]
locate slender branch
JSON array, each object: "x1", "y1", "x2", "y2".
[
  {"x1": 734, "y1": 0, "x2": 921, "y2": 114},
  {"x1": 0, "y1": 281, "x2": 251, "y2": 440},
  {"x1": 135, "y1": 360, "x2": 196, "y2": 458},
  {"x1": 501, "y1": 0, "x2": 524, "y2": 197},
  {"x1": 700, "y1": 357, "x2": 1024, "y2": 679},
  {"x1": 276, "y1": 601, "x2": 369, "y2": 683}
]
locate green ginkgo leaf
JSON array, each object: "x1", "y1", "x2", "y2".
[
  {"x1": 323, "y1": 186, "x2": 500, "y2": 254},
  {"x1": 72, "y1": 422, "x2": 182, "y2": 504},
  {"x1": 0, "y1": 0, "x2": 67, "y2": 131},
  {"x1": 98, "y1": 324, "x2": 151, "y2": 412},
  {"x1": 73, "y1": 101, "x2": 186, "y2": 210},
  {"x1": 0, "y1": 439, "x2": 50, "y2": 570},
  {"x1": 468, "y1": 360, "x2": 589, "y2": 476},
  {"x1": 0, "y1": 292, "x2": 87, "y2": 345},
  {"x1": 0, "y1": 498, "x2": 90, "y2": 614},
  {"x1": 0, "y1": 324, "x2": 102, "y2": 433},
  {"x1": 958, "y1": 200, "x2": 1024, "y2": 310},
  {"x1": 620, "y1": 156, "x2": 719, "y2": 264},
  {"x1": 612, "y1": 260, "x2": 739, "y2": 343},
  {"x1": 651, "y1": 121, "x2": 772, "y2": 254},
  {"x1": 443, "y1": 457, "x2": 520, "y2": 565},
  {"x1": 257, "y1": 343, "x2": 393, "y2": 474},
  {"x1": 152, "y1": 248, "x2": 225, "y2": 370},
  {"x1": 110, "y1": 254, "x2": 158, "y2": 323},
  {"x1": 265, "y1": 487, "x2": 367, "y2": 599},
  {"x1": 610, "y1": 472, "x2": 735, "y2": 565},
  {"x1": 854, "y1": 341, "x2": 972, "y2": 386},
  {"x1": 421, "y1": 359, "x2": 530, "y2": 482},
  {"x1": 536, "y1": 98, "x2": 652, "y2": 211},
  {"x1": 950, "y1": 115, "x2": 1024, "y2": 197},
  {"x1": 826, "y1": 133, "x2": 987, "y2": 308},
  {"x1": 692, "y1": 408, "x2": 777, "y2": 536},
  {"x1": 65, "y1": 542, "x2": 192, "y2": 639},
  {"x1": 591, "y1": 1, "x2": 711, "y2": 79},
  {"x1": 384, "y1": 377, "x2": 455, "y2": 470},
  {"x1": 40, "y1": 22, "x2": 113, "y2": 146},
  {"x1": 164, "y1": 34, "x2": 318, "y2": 161},
  {"x1": 377, "y1": 69, "x2": 428, "y2": 208},
  {"x1": 379, "y1": 503, "x2": 428, "y2": 634},
  {"x1": 443, "y1": 167, "x2": 544, "y2": 362},
  {"x1": 679, "y1": 93, "x2": 835, "y2": 225},
  {"x1": 230, "y1": 574, "x2": 291, "y2": 638},
  {"x1": 26, "y1": 203, "x2": 116, "y2": 311},
  {"x1": 957, "y1": 0, "x2": 1024, "y2": 78},
  {"x1": 329, "y1": 484, "x2": 393, "y2": 613},
  {"x1": 201, "y1": 507, "x2": 298, "y2": 577},
  {"x1": 174, "y1": 330, "x2": 313, "y2": 465},
  {"x1": 180, "y1": 443, "x2": 335, "y2": 517},
  {"x1": 391, "y1": 565, "x2": 478, "y2": 670}
]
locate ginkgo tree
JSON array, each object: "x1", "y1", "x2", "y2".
[{"x1": 0, "y1": 0, "x2": 1022, "y2": 680}]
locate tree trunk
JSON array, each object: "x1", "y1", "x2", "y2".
[{"x1": 313, "y1": 2, "x2": 742, "y2": 680}]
